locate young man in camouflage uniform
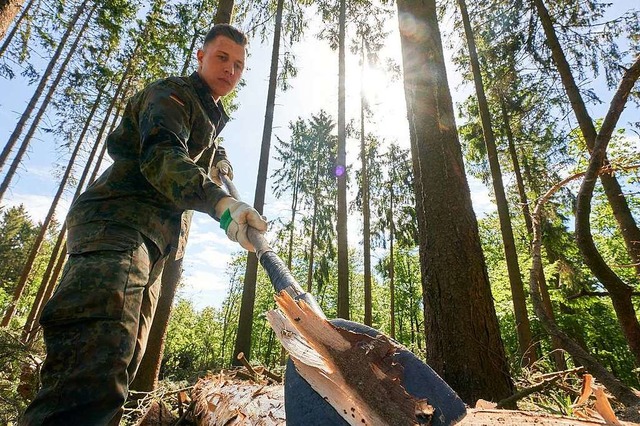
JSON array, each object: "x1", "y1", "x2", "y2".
[{"x1": 21, "y1": 24, "x2": 266, "y2": 425}]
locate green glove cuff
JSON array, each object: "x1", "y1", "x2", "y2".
[{"x1": 220, "y1": 208, "x2": 232, "y2": 231}]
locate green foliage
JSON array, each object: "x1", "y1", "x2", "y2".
[
  {"x1": 0, "y1": 328, "x2": 44, "y2": 424},
  {"x1": 0, "y1": 206, "x2": 58, "y2": 328}
]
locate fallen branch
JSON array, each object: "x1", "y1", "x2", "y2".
[{"x1": 496, "y1": 376, "x2": 561, "y2": 409}]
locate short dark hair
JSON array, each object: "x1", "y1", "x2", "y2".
[{"x1": 203, "y1": 24, "x2": 248, "y2": 47}]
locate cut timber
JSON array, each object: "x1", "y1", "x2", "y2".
[
  {"x1": 266, "y1": 291, "x2": 437, "y2": 426},
  {"x1": 191, "y1": 373, "x2": 285, "y2": 426}
]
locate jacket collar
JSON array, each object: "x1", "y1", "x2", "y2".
[{"x1": 189, "y1": 72, "x2": 230, "y2": 134}]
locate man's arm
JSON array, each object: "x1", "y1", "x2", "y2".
[{"x1": 137, "y1": 82, "x2": 228, "y2": 219}]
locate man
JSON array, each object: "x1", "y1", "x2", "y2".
[{"x1": 21, "y1": 24, "x2": 266, "y2": 425}]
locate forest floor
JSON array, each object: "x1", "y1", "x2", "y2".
[{"x1": 125, "y1": 367, "x2": 640, "y2": 426}]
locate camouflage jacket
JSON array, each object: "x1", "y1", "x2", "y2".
[{"x1": 66, "y1": 72, "x2": 231, "y2": 257}]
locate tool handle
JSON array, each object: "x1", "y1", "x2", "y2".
[{"x1": 220, "y1": 175, "x2": 325, "y2": 317}]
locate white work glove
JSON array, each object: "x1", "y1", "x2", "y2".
[
  {"x1": 210, "y1": 159, "x2": 234, "y2": 186},
  {"x1": 219, "y1": 200, "x2": 268, "y2": 252}
]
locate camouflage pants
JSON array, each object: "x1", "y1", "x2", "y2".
[{"x1": 21, "y1": 222, "x2": 165, "y2": 426}]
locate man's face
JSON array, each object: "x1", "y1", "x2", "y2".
[{"x1": 197, "y1": 35, "x2": 246, "y2": 100}]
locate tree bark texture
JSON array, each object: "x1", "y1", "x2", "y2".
[
  {"x1": 0, "y1": 0, "x2": 23, "y2": 40},
  {"x1": 574, "y1": 56, "x2": 640, "y2": 366},
  {"x1": 396, "y1": 0, "x2": 514, "y2": 404},
  {"x1": 213, "y1": 0, "x2": 234, "y2": 27},
  {"x1": 533, "y1": 0, "x2": 640, "y2": 275},
  {"x1": 233, "y1": 0, "x2": 284, "y2": 365},
  {"x1": 336, "y1": 0, "x2": 350, "y2": 320},
  {"x1": 457, "y1": 0, "x2": 536, "y2": 368}
]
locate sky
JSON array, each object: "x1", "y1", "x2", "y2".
[{"x1": 0, "y1": 2, "x2": 637, "y2": 310}]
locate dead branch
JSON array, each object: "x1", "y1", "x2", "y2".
[
  {"x1": 236, "y1": 352, "x2": 260, "y2": 382},
  {"x1": 496, "y1": 375, "x2": 562, "y2": 408}
]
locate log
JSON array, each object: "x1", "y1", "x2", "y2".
[{"x1": 191, "y1": 373, "x2": 286, "y2": 426}]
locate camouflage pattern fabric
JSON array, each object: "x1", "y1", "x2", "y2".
[
  {"x1": 21, "y1": 222, "x2": 164, "y2": 425},
  {"x1": 21, "y1": 72, "x2": 232, "y2": 425},
  {"x1": 66, "y1": 71, "x2": 232, "y2": 258}
]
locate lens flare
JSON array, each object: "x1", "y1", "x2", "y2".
[{"x1": 334, "y1": 165, "x2": 345, "y2": 177}]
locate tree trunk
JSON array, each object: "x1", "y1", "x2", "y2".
[
  {"x1": 501, "y1": 98, "x2": 567, "y2": 370},
  {"x1": 129, "y1": 0, "x2": 234, "y2": 390},
  {"x1": 396, "y1": 0, "x2": 514, "y2": 404},
  {"x1": 286, "y1": 162, "x2": 301, "y2": 270},
  {"x1": 574, "y1": 57, "x2": 640, "y2": 366},
  {"x1": 232, "y1": 0, "x2": 283, "y2": 365},
  {"x1": 359, "y1": 40, "x2": 372, "y2": 327},
  {"x1": 457, "y1": 0, "x2": 536, "y2": 368},
  {"x1": 336, "y1": 0, "x2": 349, "y2": 320},
  {"x1": 530, "y1": 175, "x2": 640, "y2": 407},
  {"x1": 213, "y1": 0, "x2": 234, "y2": 26},
  {"x1": 306, "y1": 161, "x2": 321, "y2": 293},
  {"x1": 0, "y1": 0, "x2": 33, "y2": 59},
  {"x1": 533, "y1": 0, "x2": 640, "y2": 275},
  {"x1": 0, "y1": 0, "x2": 89, "y2": 190},
  {"x1": 0, "y1": 0, "x2": 24, "y2": 40},
  {"x1": 389, "y1": 184, "x2": 396, "y2": 339},
  {"x1": 0, "y1": 76, "x2": 103, "y2": 328}
]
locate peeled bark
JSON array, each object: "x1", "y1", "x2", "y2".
[
  {"x1": 267, "y1": 291, "x2": 434, "y2": 426},
  {"x1": 396, "y1": 0, "x2": 514, "y2": 404},
  {"x1": 232, "y1": 0, "x2": 283, "y2": 365},
  {"x1": 192, "y1": 373, "x2": 285, "y2": 425}
]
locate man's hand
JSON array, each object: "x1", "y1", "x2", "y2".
[
  {"x1": 216, "y1": 198, "x2": 267, "y2": 252},
  {"x1": 216, "y1": 159, "x2": 233, "y2": 179},
  {"x1": 210, "y1": 159, "x2": 233, "y2": 186}
]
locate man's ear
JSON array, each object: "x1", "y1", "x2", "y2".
[{"x1": 196, "y1": 49, "x2": 204, "y2": 66}]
